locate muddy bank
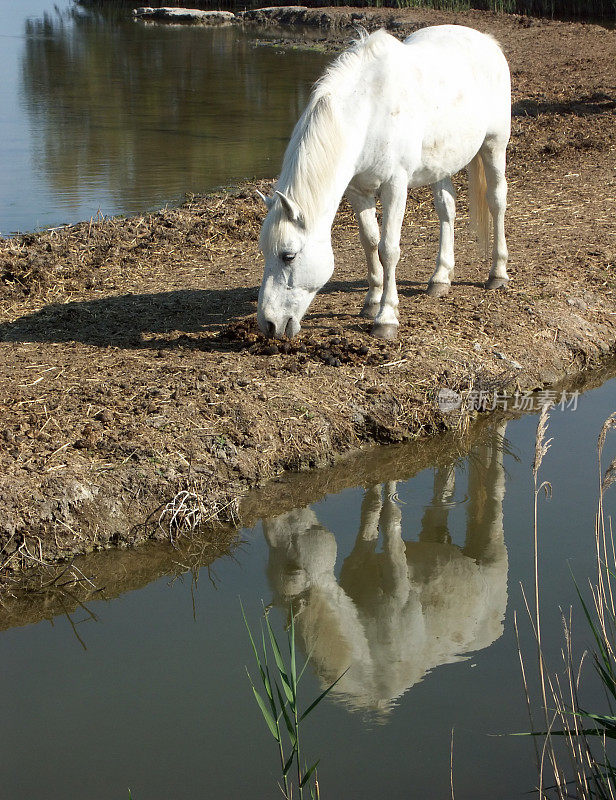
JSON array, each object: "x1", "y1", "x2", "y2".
[
  {"x1": 0, "y1": 390, "x2": 600, "y2": 630},
  {"x1": 1, "y1": 361, "x2": 613, "y2": 628},
  {"x1": 0, "y1": 6, "x2": 615, "y2": 574},
  {"x1": 0, "y1": 413, "x2": 500, "y2": 629}
]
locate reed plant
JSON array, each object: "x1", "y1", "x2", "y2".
[
  {"x1": 242, "y1": 601, "x2": 346, "y2": 799},
  {"x1": 518, "y1": 409, "x2": 616, "y2": 799}
]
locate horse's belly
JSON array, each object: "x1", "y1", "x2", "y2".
[
  {"x1": 358, "y1": 96, "x2": 492, "y2": 188},
  {"x1": 409, "y1": 131, "x2": 485, "y2": 187},
  {"x1": 404, "y1": 97, "x2": 488, "y2": 185}
]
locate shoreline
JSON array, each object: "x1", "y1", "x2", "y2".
[{"x1": 1, "y1": 6, "x2": 615, "y2": 576}]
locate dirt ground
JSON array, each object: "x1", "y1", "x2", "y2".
[{"x1": 0, "y1": 6, "x2": 615, "y2": 576}]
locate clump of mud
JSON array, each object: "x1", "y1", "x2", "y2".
[{"x1": 218, "y1": 319, "x2": 389, "y2": 367}]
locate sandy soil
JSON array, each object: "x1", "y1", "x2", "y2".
[{"x1": 0, "y1": 6, "x2": 615, "y2": 575}]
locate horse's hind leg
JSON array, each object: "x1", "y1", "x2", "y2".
[
  {"x1": 462, "y1": 421, "x2": 507, "y2": 564},
  {"x1": 426, "y1": 177, "x2": 456, "y2": 299},
  {"x1": 346, "y1": 188, "x2": 383, "y2": 319},
  {"x1": 481, "y1": 139, "x2": 509, "y2": 289}
]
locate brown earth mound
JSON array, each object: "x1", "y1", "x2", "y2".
[{"x1": 0, "y1": 7, "x2": 615, "y2": 576}]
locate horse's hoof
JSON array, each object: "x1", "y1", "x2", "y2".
[
  {"x1": 360, "y1": 302, "x2": 380, "y2": 320},
  {"x1": 426, "y1": 282, "x2": 450, "y2": 298},
  {"x1": 371, "y1": 323, "x2": 398, "y2": 340},
  {"x1": 485, "y1": 277, "x2": 509, "y2": 290}
]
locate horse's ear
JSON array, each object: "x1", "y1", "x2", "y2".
[
  {"x1": 275, "y1": 190, "x2": 303, "y2": 225},
  {"x1": 256, "y1": 189, "x2": 274, "y2": 210}
]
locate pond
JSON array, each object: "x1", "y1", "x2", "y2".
[
  {"x1": 1, "y1": 369, "x2": 615, "y2": 799},
  {"x1": 0, "y1": 1, "x2": 329, "y2": 235}
]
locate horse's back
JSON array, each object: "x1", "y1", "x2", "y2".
[
  {"x1": 348, "y1": 26, "x2": 510, "y2": 187},
  {"x1": 402, "y1": 25, "x2": 511, "y2": 125},
  {"x1": 403, "y1": 24, "x2": 507, "y2": 70}
]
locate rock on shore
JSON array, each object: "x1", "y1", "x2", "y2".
[{"x1": 133, "y1": 7, "x2": 236, "y2": 24}]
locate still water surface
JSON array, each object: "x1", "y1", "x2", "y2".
[
  {"x1": 1, "y1": 1, "x2": 329, "y2": 234},
  {"x1": 1, "y1": 373, "x2": 615, "y2": 799}
]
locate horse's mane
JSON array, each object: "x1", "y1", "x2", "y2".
[{"x1": 261, "y1": 30, "x2": 396, "y2": 246}]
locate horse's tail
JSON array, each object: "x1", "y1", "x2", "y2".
[{"x1": 467, "y1": 153, "x2": 491, "y2": 258}]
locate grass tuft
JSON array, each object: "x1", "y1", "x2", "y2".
[{"x1": 242, "y1": 600, "x2": 346, "y2": 799}]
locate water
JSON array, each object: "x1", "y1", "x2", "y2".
[
  {"x1": 1, "y1": 372, "x2": 615, "y2": 799},
  {"x1": 0, "y1": 1, "x2": 329, "y2": 235}
]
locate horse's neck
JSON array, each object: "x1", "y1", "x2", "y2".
[
  {"x1": 303, "y1": 162, "x2": 356, "y2": 236},
  {"x1": 278, "y1": 93, "x2": 361, "y2": 233}
]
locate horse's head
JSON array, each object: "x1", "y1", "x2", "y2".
[{"x1": 256, "y1": 190, "x2": 334, "y2": 339}]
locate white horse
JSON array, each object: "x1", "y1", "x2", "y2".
[{"x1": 256, "y1": 26, "x2": 511, "y2": 340}]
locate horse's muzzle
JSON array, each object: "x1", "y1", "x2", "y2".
[{"x1": 258, "y1": 313, "x2": 300, "y2": 340}]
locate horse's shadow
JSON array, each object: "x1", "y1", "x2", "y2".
[
  {"x1": 513, "y1": 93, "x2": 616, "y2": 118},
  {"x1": 0, "y1": 288, "x2": 258, "y2": 349},
  {"x1": 326, "y1": 278, "x2": 427, "y2": 297},
  {"x1": 0, "y1": 277, "x2": 472, "y2": 349},
  {"x1": 0, "y1": 281, "x2": 370, "y2": 350}
]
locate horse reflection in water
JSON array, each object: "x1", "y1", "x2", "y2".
[{"x1": 263, "y1": 423, "x2": 508, "y2": 717}]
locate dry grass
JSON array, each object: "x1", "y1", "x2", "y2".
[{"x1": 156, "y1": 488, "x2": 241, "y2": 543}]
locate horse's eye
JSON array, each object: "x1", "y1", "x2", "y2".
[{"x1": 281, "y1": 252, "x2": 296, "y2": 264}]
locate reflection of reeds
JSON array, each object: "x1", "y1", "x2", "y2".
[{"x1": 520, "y1": 410, "x2": 616, "y2": 799}]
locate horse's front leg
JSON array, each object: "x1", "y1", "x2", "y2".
[
  {"x1": 372, "y1": 177, "x2": 407, "y2": 339},
  {"x1": 346, "y1": 188, "x2": 383, "y2": 319},
  {"x1": 426, "y1": 177, "x2": 456, "y2": 298},
  {"x1": 419, "y1": 465, "x2": 456, "y2": 544},
  {"x1": 380, "y1": 481, "x2": 410, "y2": 602},
  {"x1": 358, "y1": 484, "x2": 383, "y2": 542},
  {"x1": 339, "y1": 485, "x2": 382, "y2": 582}
]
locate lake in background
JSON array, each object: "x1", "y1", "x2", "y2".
[{"x1": 0, "y1": 0, "x2": 329, "y2": 235}]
